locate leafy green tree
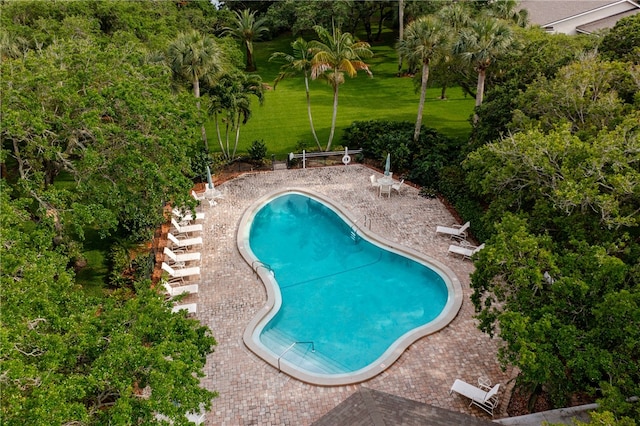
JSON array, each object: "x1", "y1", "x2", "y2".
[
  {"x1": 309, "y1": 24, "x2": 373, "y2": 151},
  {"x1": 0, "y1": 192, "x2": 217, "y2": 424},
  {"x1": 222, "y1": 8, "x2": 269, "y2": 72},
  {"x1": 454, "y1": 14, "x2": 516, "y2": 123},
  {"x1": 264, "y1": 0, "x2": 351, "y2": 36},
  {"x1": 511, "y1": 54, "x2": 631, "y2": 139},
  {"x1": 2, "y1": 34, "x2": 201, "y2": 243},
  {"x1": 599, "y1": 13, "x2": 640, "y2": 64},
  {"x1": 470, "y1": 214, "x2": 639, "y2": 410},
  {"x1": 270, "y1": 37, "x2": 322, "y2": 151},
  {"x1": 168, "y1": 30, "x2": 225, "y2": 151},
  {"x1": 472, "y1": 27, "x2": 598, "y2": 145},
  {"x1": 466, "y1": 116, "x2": 640, "y2": 237},
  {"x1": 396, "y1": 15, "x2": 450, "y2": 142},
  {"x1": 464, "y1": 116, "x2": 640, "y2": 417}
]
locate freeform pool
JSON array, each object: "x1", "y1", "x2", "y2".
[{"x1": 238, "y1": 189, "x2": 462, "y2": 385}]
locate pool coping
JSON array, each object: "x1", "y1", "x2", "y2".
[{"x1": 237, "y1": 187, "x2": 464, "y2": 386}]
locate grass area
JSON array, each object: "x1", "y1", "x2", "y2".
[
  {"x1": 75, "y1": 228, "x2": 110, "y2": 297},
  {"x1": 207, "y1": 30, "x2": 475, "y2": 158}
]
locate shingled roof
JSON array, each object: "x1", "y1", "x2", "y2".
[
  {"x1": 311, "y1": 387, "x2": 496, "y2": 426},
  {"x1": 519, "y1": 0, "x2": 640, "y2": 34}
]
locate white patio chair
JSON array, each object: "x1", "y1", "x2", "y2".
[
  {"x1": 171, "y1": 218, "x2": 203, "y2": 235},
  {"x1": 163, "y1": 247, "x2": 200, "y2": 267},
  {"x1": 167, "y1": 232, "x2": 202, "y2": 250},
  {"x1": 161, "y1": 262, "x2": 200, "y2": 280},
  {"x1": 448, "y1": 243, "x2": 485, "y2": 260},
  {"x1": 392, "y1": 179, "x2": 405, "y2": 194},
  {"x1": 379, "y1": 183, "x2": 391, "y2": 198},
  {"x1": 436, "y1": 221, "x2": 470, "y2": 241},
  {"x1": 171, "y1": 303, "x2": 197, "y2": 314},
  {"x1": 191, "y1": 190, "x2": 216, "y2": 207},
  {"x1": 450, "y1": 379, "x2": 501, "y2": 417},
  {"x1": 369, "y1": 174, "x2": 381, "y2": 191},
  {"x1": 162, "y1": 280, "x2": 199, "y2": 297}
]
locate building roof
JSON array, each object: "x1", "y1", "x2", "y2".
[
  {"x1": 521, "y1": 0, "x2": 613, "y2": 26},
  {"x1": 575, "y1": 8, "x2": 640, "y2": 32},
  {"x1": 311, "y1": 387, "x2": 496, "y2": 426},
  {"x1": 519, "y1": 0, "x2": 640, "y2": 33}
]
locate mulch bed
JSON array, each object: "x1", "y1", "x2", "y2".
[{"x1": 507, "y1": 381, "x2": 596, "y2": 417}]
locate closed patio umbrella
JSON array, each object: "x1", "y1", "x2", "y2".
[
  {"x1": 384, "y1": 153, "x2": 391, "y2": 176},
  {"x1": 206, "y1": 165, "x2": 214, "y2": 190}
]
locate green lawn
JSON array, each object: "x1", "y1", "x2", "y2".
[{"x1": 207, "y1": 31, "x2": 475, "y2": 158}]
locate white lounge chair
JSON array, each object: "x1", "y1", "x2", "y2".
[
  {"x1": 163, "y1": 247, "x2": 201, "y2": 267},
  {"x1": 171, "y1": 218, "x2": 203, "y2": 235},
  {"x1": 392, "y1": 179, "x2": 405, "y2": 194},
  {"x1": 167, "y1": 232, "x2": 202, "y2": 250},
  {"x1": 171, "y1": 303, "x2": 197, "y2": 314},
  {"x1": 450, "y1": 379, "x2": 500, "y2": 416},
  {"x1": 436, "y1": 221, "x2": 470, "y2": 241},
  {"x1": 186, "y1": 409, "x2": 206, "y2": 425},
  {"x1": 448, "y1": 243, "x2": 485, "y2": 260},
  {"x1": 172, "y1": 208, "x2": 205, "y2": 223},
  {"x1": 161, "y1": 262, "x2": 200, "y2": 280},
  {"x1": 162, "y1": 280, "x2": 199, "y2": 297}
]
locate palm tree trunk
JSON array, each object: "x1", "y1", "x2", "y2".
[
  {"x1": 326, "y1": 83, "x2": 339, "y2": 152},
  {"x1": 473, "y1": 68, "x2": 486, "y2": 124},
  {"x1": 193, "y1": 78, "x2": 209, "y2": 151},
  {"x1": 225, "y1": 121, "x2": 231, "y2": 160},
  {"x1": 440, "y1": 83, "x2": 447, "y2": 100},
  {"x1": 304, "y1": 73, "x2": 322, "y2": 151},
  {"x1": 245, "y1": 41, "x2": 254, "y2": 71},
  {"x1": 414, "y1": 61, "x2": 430, "y2": 142},
  {"x1": 214, "y1": 113, "x2": 225, "y2": 155},
  {"x1": 232, "y1": 112, "x2": 241, "y2": 158},
  {"x1": 397, "y1": 0, "x2": 404, "y2": 74}
]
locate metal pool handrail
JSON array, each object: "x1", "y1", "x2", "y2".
[
  {"x1": 277, "y1": 341, "x2": 315, "y2": 372},
  {"x1": 350, "y1": 215, "x2": 371, "y2": 242},
  {"x1": 252, "y1": 260, "x2": 274, "y2": 276}
]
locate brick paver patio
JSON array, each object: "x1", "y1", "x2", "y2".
[{"x1": 177, "y1": 165, "x2": 516, "y2": 425}]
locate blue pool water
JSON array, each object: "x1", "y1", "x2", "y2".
[{"x1": 248, "y1": 193, "x2": 449, "y2": 375}]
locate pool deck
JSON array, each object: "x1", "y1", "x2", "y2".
[{"x1": 178, "y1": 165, "x2": 517, "y2": 425}]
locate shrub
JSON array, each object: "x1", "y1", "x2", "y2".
[{"x1": 248, "y1": 139, "x2": 267, "y2": 164}]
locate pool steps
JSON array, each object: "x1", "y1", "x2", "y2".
[{"x1": 261, "y1": 327, "x2": 346, "y2": 375}]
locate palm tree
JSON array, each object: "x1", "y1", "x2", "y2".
[
  {"x1": 435, "y1": 3, "x2": 471, "y2": 99},
  {"x1": 309, "y1": 24, "x2": 373, "y2": 152},
  {"x1": 206, "y1": 72, "x2": 265, "y2": 159},
  {"x1": 269, "y1": 38, "x2": 322, "y2": 151},
  {"x1": 223, "y1": 9, "x2": 269, "y2": 72},
  {"x1": 167, "y1": 30, "x2": 224, "y2": 150},
  {"x1": 396, "y1": 15, "x2": 449, "y2": 142},
  {"x1": 486, "y1": 0, "x2": 529, "y2": 27},
  {"x1": 454, "y1": 16, "x2": 515, "y2": 123}
]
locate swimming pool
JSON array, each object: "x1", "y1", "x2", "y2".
[{"x1": 238, "y1": 189, "x2": 462, "y2": 385}]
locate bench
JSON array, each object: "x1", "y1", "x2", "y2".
[{"x1": 287, "y1": 148, "x2": 363, "y2": 169}]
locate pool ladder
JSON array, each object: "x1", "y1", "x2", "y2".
[
  {"x1": 277, "y1": 341, "x2": 315, "y2": 372},
  {"x1": 350, "y1": 215, "x2": 371, "y2": 242},
  {"x1": 252, "y1": 260, "x2": 275, "y2": 277}
]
